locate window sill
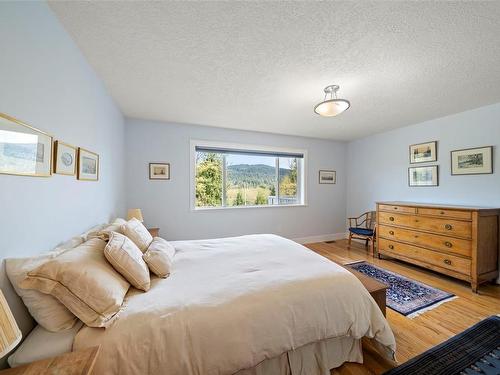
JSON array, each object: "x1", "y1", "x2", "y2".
[{"x1": 192, "y1": 203, "x2": 308, "y2": 212}]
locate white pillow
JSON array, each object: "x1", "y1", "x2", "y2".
[
  {"x1": 104, "y1": 232, "x2": 151, "y2": 291},
  {"x1": 5, "y1": 240, "x2": 82, "y2": 332},
  {"x1": 7, "y1": 322, "x2": 83, "y2": 368},
  {"x1": 5, "y1": 221, "x2": 120, "y2": 331},
  {"x1": 121, "y1": 218, "x2": 153, "y2": 252},
  {"x1": 21, "y1": 238, "x2": 130, "y2": 328},
  {"x1": 143, "y1": 237, "x2": 175, "y2": 278}
]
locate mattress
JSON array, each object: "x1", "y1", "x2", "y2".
[{"x1": 74, "y1": 234, "x2": 396, "y2": 374}]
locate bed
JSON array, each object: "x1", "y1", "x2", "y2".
[{"x1": 73, "y1": 234, "x2": 396, "y2": 375}]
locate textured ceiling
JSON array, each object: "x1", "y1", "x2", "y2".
[{"x1": 49, "y1": 1, "x2": 500, "y2": 141}]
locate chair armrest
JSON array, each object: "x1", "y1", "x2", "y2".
[{"x1": 348, "y1": 212, "x2": 373, "y2": 228}]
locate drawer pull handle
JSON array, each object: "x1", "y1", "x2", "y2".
[
  {"x1": 440, "y1": 211, "x2": 445, "y2": 215},
  {"x1": 443, "y1": 259, "x2": 452, "y2": 265},
  {"x1": 389, "y1": 230, "x2": 394, "y2": 235},
  {"x1": 388, "y1": 245, "x2": 394, "y2": 250},
  {"x1": 445, "y1": 224, "x2": 453, "y2": 230},
  {"x1": 393, "y1": 207, "x2": 398, "y2": 210},
  {"x1": 445, "y1": 241, "x2": 453, "y2": 248},
  {"x1": 389, "y1": 217, "x2": 395, "y2": 221}
]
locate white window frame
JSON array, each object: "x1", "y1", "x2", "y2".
[{"x1": 190, "y1": 139, "x2": 308, "y2": 211}]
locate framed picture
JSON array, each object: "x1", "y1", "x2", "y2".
[
  {"x1": 77, "y1": 148, "x2": 99, "y2": 181},
  {"x1": 0, "y1": 113, "x2": 53, "y2": 177},
  {"x1": 149, "y1": 163, "x2": 170, "y2": 180},
  {"x1": 318, "y1": 170, "x2": 336, "y2": 184},
  {"x1": 451, "y1": 146, "x2": 493, "y2": 175},
  {"x1": 53, "y1": 141, "x2": 76, "y2": 175},
  {"x1": 409, "y1": 141, "x2": 437, "y2": 164},
  {"x1": 408, "y1": 165, "x2": 439, "y2": 187}
]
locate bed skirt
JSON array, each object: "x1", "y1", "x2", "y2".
[{"x1": 235, "y1": 336, "x2": 363, "y2": 375}]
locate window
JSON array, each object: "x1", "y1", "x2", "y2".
[{"x1": 191, "y1": 141, "x2": 306, "y2": 209}]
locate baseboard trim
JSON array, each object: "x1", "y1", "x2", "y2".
[{"x1": 293, "y1": 232, "x2": 348, "y2": 245}]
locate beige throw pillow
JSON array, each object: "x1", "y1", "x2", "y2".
[
  {"x1": 89, "y1": 218, "x2": 127, "y2": 241},
  {"x1": 104, "y1": 232, "x2": 150, "y2": 291},
  {"x1": 121, "y1": 218, "x2": 153, "y2": 252},
  {"x1": 6, "y1": 247, "x2": 79, "y2": 332},
  {"x1": 143, "y1": 237, "x2": 175, "y2": 278},
  {"x1": 20, "y1": 238, "x2": 130, "y2": 328},
  {"x1": 80, "y1": 223, "x2": 107, "y2": 241}
]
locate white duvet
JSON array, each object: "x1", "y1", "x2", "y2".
[{"x1": 74, "y1": 234, "x2": 395, "y2": 374}]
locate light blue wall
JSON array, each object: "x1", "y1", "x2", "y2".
[
  {"x1": 0, "y1": 1, "x2": 126, "y2": 340},
  {"x1": 2, "y1": 1, "x2": 499, "y2": 352},
  {"x1": 346, "y1": 103, "x2": 500, "y2": 217},
  {"x1": 125, "y1": 119, "x2": 347, "y2": 241}
]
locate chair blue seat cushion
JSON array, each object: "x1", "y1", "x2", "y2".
[{"x1": 349, "y1": 227, "x2": 374, "y2": 236}]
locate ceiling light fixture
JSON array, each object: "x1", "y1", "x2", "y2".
[{"x1": 314, "y1": 84, "x2": 350, "y2": 117}]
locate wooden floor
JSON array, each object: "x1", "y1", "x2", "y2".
[{"x1": 305, "y1": 239, "x2": 500, "y2": 375}]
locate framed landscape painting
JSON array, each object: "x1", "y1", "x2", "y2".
[
  {"x1": 409, "y1": 141, "x2": 437, "y2": 164},
  {"x1": 408, "y1": 165, "x2": 438, "y2": 187},
  {"x1": 149, "y1": 162, "x2": 170, "y2": 180},
  {"x1": 319, "y1": 170, "x2": 336, "y2": 184},
  {"x1": 0, "y1": 113, "x2": 53, "y2": 177},
  {"x1": 451, "y1": 146, "x2": 493, "y2": 175},
  {"x1": 77, "y1": 148, "x2": 99, "y2": 181},
  {"x1": 54, "y1": 141, "x2": 76, "y2": 175}
]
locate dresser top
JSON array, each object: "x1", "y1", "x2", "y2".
[{"x1": 377, "y1": 201, "x2": 500, "y2": 212}]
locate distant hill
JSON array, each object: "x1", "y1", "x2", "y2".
[{"x1": 227, "y1": 164, "x2": 290, "y2": 187}]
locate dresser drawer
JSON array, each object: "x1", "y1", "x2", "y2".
[
  {"x1": 379, "y1": 239, "x2": 471, "y2": 275},
  {"x1": 378, "y1": 225, "x2": 472, "y2": 257},
  {"x1": 378, "y1": 212, "x2": 412, "y2": 227},
  {"x1": 413, "y1": 216, "x2": 472, "y2": 238},
  {"x1": 378, "y1": 204, "x2": 416, "y2": 214},
  {"x1": 417, "y1": 207, "x2": 472, "y2": 221},
  {"x1": 378, "y1": 212, "x2": 472, "y2": 238}
]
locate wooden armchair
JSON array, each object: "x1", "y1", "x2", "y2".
[{"x1": 348, "y1": 211, "x2": 376, "y2": 256}]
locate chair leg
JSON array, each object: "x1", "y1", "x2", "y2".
[
  {"x1": 370, "y1": 238, "x2": 375, "y2": 257},
  {"x1": 365, "y1": 239, "x2": 369, "y2": 247},
  {"x1": 348, "y1": 233, "x2": 352, "y2": 248}
]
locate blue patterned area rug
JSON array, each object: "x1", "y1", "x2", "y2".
[
  {"x1": 384, "y1": 315, "x2": 500, "y2": 375},
  {"x1": 349, "y1": 261, "x2": 456, "y2": 317}
]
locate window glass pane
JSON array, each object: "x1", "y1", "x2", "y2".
[
  {"x1": 278, "y1": 157, "x2": 298, "y2": 205},
  {"x1": 194, "y1": 146, "x2": 303, "y2": 208},
  {"x1": 195, "y1": 152, "x2": 223, "y2": 207},
  {"x1": 226, "y1": 154, "x2": 276, "y2": 206}
]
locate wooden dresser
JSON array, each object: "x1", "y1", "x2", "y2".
[{"x1": 376, "y1": 201, "x2": 499, "y2": 292}]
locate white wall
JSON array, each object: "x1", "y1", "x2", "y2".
[
  {"x1": 346, "y1": 102, "x2": 500, "y2": 216},
  {"x1": 125, "y1": 119, "x2": 347, "y2": 242},
  {"x1": 0, "y1": 1, "x2": 126, "y2": 342}
]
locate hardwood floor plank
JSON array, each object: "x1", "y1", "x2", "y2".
[{"x1": 304, "y1": 239, "x2": 500, "y2": 375}]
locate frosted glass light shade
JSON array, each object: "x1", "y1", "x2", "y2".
[
  {"x1": 314, "y1": 99, "x2": 350, "y2": 117},
  {"x1": 127, "y1": 208, "x2": 144, "y2": 222}
]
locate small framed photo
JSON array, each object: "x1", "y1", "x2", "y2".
[
  {"x1": 53, "y1": 141, "x2": 76, "y2": 175},
  {"x1": 408, "y1": 165, "x2": 438, "y2": 187},
  {"x1": 77, "y1": 148, "x2": 99, "y2": 181},
  {"x1": 409, "y1": 141, "x2": 437, "y2": 164},
  {"x1": 149, "y1": 163, "x2": 170, "y2": 180},
  {"x1": 451, "y1": 146, "x2": 493, "y2": 175},
  {"x1": 319, "y1": 170, "x2": 336, "y2": 184}
]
